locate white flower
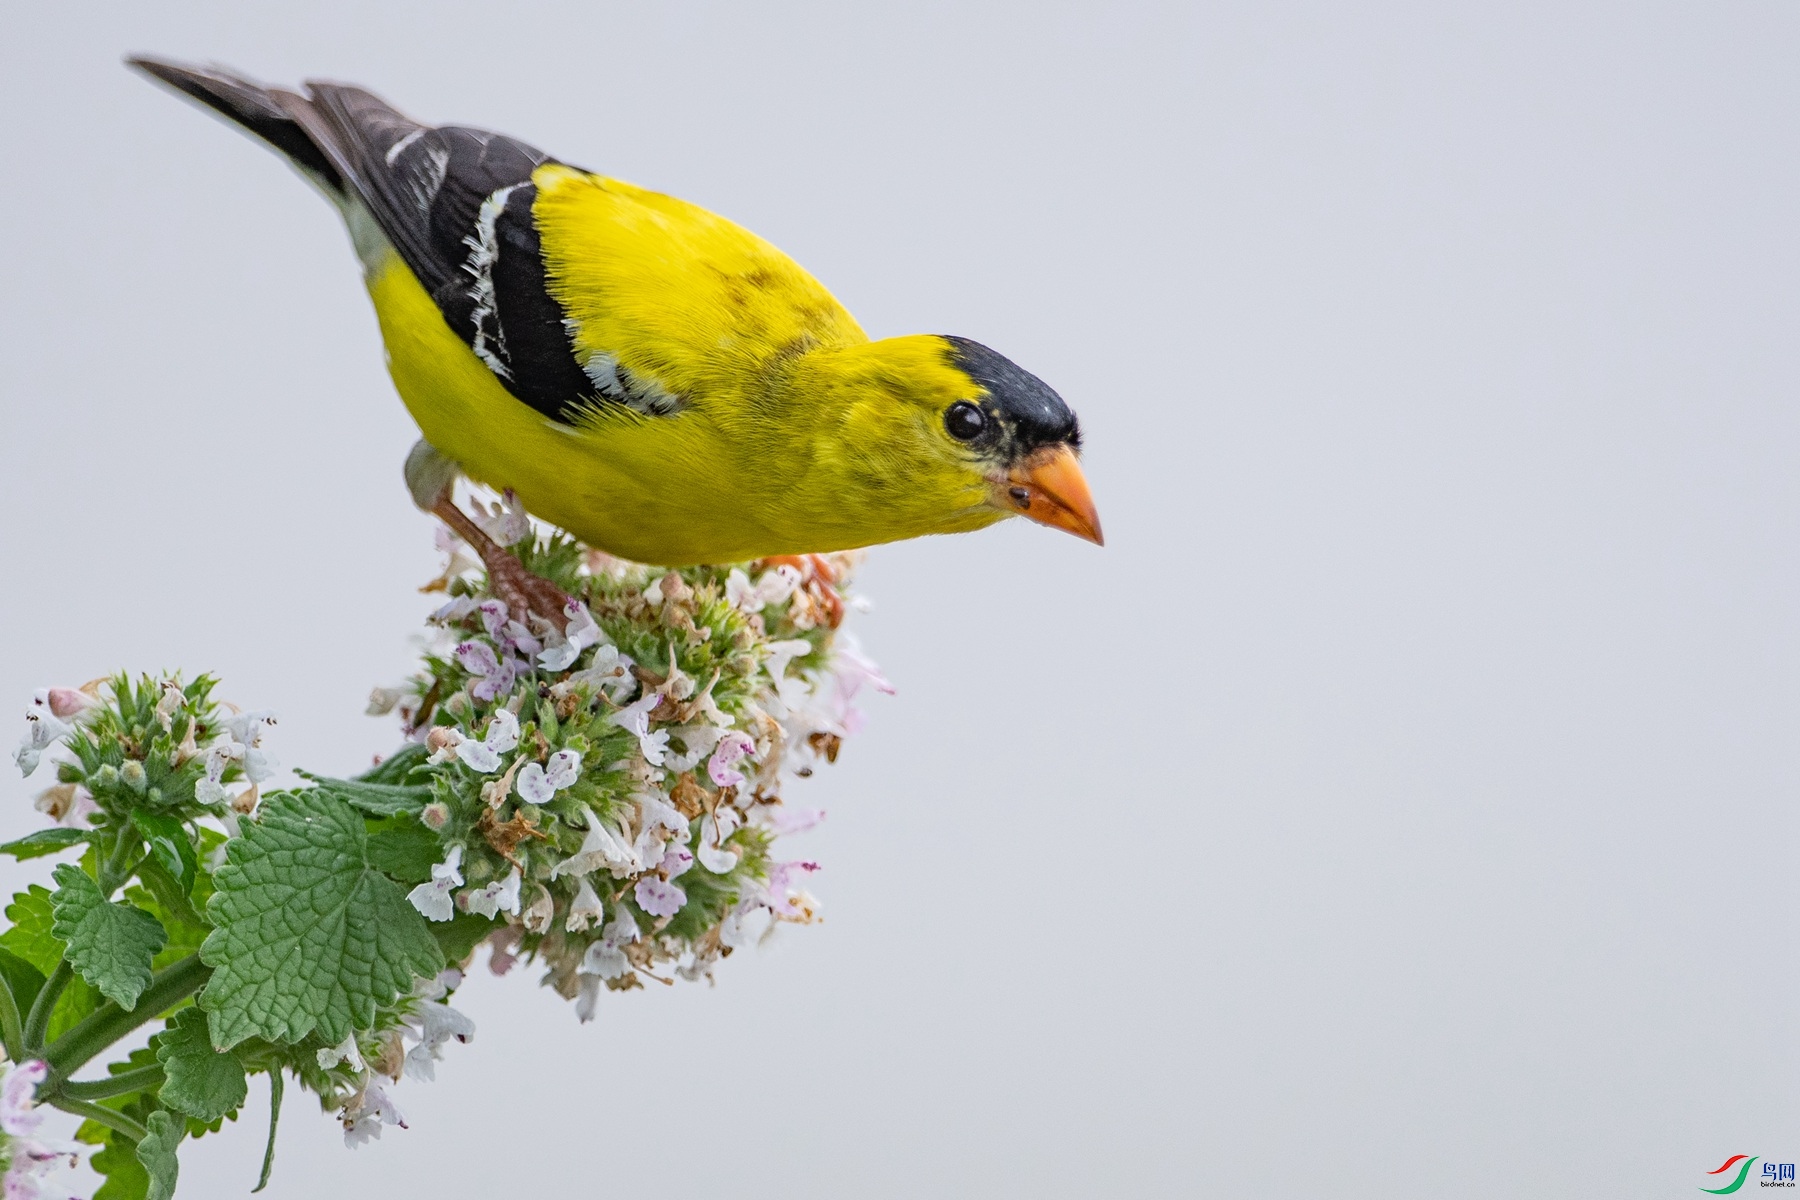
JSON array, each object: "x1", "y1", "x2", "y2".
[
  {"x1": 516, "y1": 748, "x2": 580, "y2": 804},
  {"x1": 551, "y1": 806, "x2": 640, "y2": 879},
  {"x1": 763, "y1": 859, "x2": 823, "y2": 919},
  {"x1": 569, "y1": 644, "x2": 637, "y2": 703},
  {"x1": 473, "y1": 488, "x2": 531, "y2": 546},
  {"x1": 698, "y1": 811, "x2": 739, "y2": 874},
  {"x1": 707, "y1": 730, "x2": 756, "y2": 788},
  {"x1": 634, "y1": 877, "x2": 686, "y2": 918},
  {"x1": 402, "y1": 1001, "x2": 476, "y2": 1082},
  {"x1": 763, "y1": 638, "x2": 817, "y2": 710},
  {"x1": 341, "y1": 1080, "x2": 406, "y2": 1148},
  {"x1": 658, "y1": 642, "x2": 696, "y2": 702},
  {"x1": 609, "y1": 690, "x2": 668, "y2": 766},
  {"x1": 662, "y1": 723, "x2": 723, "y2": 773},
  {"x1": 454, "y1": 640, "x2": 517, "y2": 704},
  {"x1": 407, "y1": 845, "x2": 464, "y2": 922},
  {"x1": 660, "y1": 844, "x2": 695, "y2": 879},
  {"x1": 366, "y1": 686, "x2": 408, "y2": 716},
  {"x1": 718, "y1": 903, "x2": 769, "y2": 949},
  {"x1": 753, "y1": 804, "x2": 827, "y2": 836},
  {"x1": 566, "y1": 877, "x2": 605, "y2": 931},
  {"x1": 575, "y1": 976, "x2": 602, "y2": 1023},
  {"x1": 14, "y1": 709, "x2": 70, "y2": 777},
  {"x1": 3, "y1": 1059, "x2": 86, "y2": 1198},
  {"x1": 522, "y1": 885, "x2": 554, "y2": 933},
  {"x1": 455, "y1": 708, "x2": 519, "y2": 773},
  {"x1": 726, "y1": 564, "x2": 803, "y2": 612},
  {"x1": 432, "y1": 595, "x2": 478, "y2": 623},
  {"x1": 2, "y1": 1060, "x2": 46, "y2": 1136},
  {"x1": 539, "y1": 599, "x2": 605, "y2": 671},
  {"x1": 463, "y1": 866, "x2": 522, "y2": 918},
  {"x1": 315, "y1": 1033, "x2": 365, "y2": 1073},
  {"x1": 637, "y1": 791, "x2": 690, "y2": 842},
  {"x1": 33, "y1": 783, "x2": 95, "y2": 828},
  {"x1": 833, "y1": 636, "x2": 895, "y2": 700},
  {"x1": 577, "y1": 901, "x2": 643, "y2": 984},
  {"x1": 423, "y1": 727, "x2": 458, "y2": 765}
]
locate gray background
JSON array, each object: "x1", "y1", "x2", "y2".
[{"x1": 1, "y1": 2, "x2": 1795, "y2": 1197}]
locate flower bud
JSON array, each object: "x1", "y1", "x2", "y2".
[
  {"x1": 120, "y1": 760, "x2": 147, "y2": 792},
  {"x1": 45, "y1": 687, "x2": 100, "y2": 720},
  {"x1": 421, "y1": 802, "x2": 451, "y2": 830}
]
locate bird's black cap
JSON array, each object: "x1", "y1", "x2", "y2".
[{"x1": 944, "y1": 336, "x2": 1081, "y2": 455}]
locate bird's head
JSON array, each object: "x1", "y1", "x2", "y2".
[{"x1": 789, "y1": 334, "x2": 1102, "y2": 549}]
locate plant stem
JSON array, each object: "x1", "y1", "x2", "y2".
[
  {"x1": 98, "y1": 829, "x2": 142, "y2": 897},
  {"x1": 45, "y1": 1093, "x2": 149, "y2": 1142},
  {"x1": 23, "y1": 961, "x2": 72, "y2": 1051},
  {"x1": 42, "y1": 954, "x2": 210, "y2": 1080},
  {"x1": 0, "y1": 969, "x2": 23, "y2": 1061},
  {"x1": 56, "y1": 1065, "x2": 166, "y2": 1100},
  {"x1": 252, "y1": 1070, "x2": 284, "y2": 1193}
]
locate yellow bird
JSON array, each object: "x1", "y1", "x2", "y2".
[{"x1": 130, "y1": 58, "x2": 1100, "y2": 616}]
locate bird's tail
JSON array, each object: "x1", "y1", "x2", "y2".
[{"x1": 126, "y1": 57, "x2": 347, "y2": 196}]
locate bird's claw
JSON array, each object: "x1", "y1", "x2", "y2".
[{"x1": 431, "y1": 496, "x2": 571, "y2": 633}]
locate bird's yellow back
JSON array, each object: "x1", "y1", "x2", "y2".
[{"x1": 533, "y1": 164, "x2": 869, "y2": 405}]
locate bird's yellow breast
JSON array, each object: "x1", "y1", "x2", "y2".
[{"x1": 360, "y1": 165, "x2": 998, "y2": 565}]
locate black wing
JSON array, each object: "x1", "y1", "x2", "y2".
[
  {"x1": 285, "y1": 83, "x2": 596, "y2": 421},
  {"x1": 131, "y1": 58, "x2": 596, "y2": 423}
]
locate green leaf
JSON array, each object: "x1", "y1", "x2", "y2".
[
  {"x1": 49, "y1": 865, "x2": 167, "y2": 1009},
  {"x1": 354, "y1": 741, "x2": 428, "y2": 785},
  {"x1": 137, "y1": 1110, "x2": 183, "y2": 1200},
  {"x1": 430, "y1": 910, "x2": 501, "y2": 963},
  {"x1": 0, "y1": 827, "x2": 90, "y2": 860},
  {"x1": 135, "y1": 856, "x2": 205, "y2": 931},
  {"x1": 156, "y1": 1007, "x2": 247, "y2": 1122},
  {"x1": 131, "y1": 811, "x2": 197, "y2": 893},
  {"x1": 201, "y1": 790, "x2": 445, "y2": 1048},
  {"x1": 93, "y1": 1132, "x2": 151, "y2": 1200},
  {"x1": 0, "y1": 946, "x2": 46, "y2": 1018},
  {"x1": 363, "y1": 816, "x2": 442, "y2": 884},
  {"x1": 299, "y1": 770, "x2": 432, "y2": 816},
  {"x1": 1, "y1": 885, "x2": 100, "y2": 1039}
]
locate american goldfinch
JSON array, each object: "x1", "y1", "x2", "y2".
[{"x1": 130, "y1": 59, "x2": 1100, "y2": 601}]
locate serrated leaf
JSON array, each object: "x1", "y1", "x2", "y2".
[
  {"x1": 430, "y1": 910, "x2": 501, "y2": 964},
  {"x1": 354, "y1": 741, "x2": 429, "y2": 785},
  {"x1": 1, "y1": 885, "x2": 100, "y2": 1038},
  {"x1": 0, "y1": 827, "x2": 90, "y2": 860},
  {"x1": 49, "y1": 865, "x2": 167, "y2": 1009},
  {"x1": 137, "y1": 1110, "x2": 182, "y2": 1200},
  {"x1": 93, "y1": 1132, "x2": 151, "y2": 1200},
  {"x1": 131, "y1": 811, "x2": 197, "y2": 893},
  {"x1": 156, "y1": 1007, "x2": 247, "y2": 1122},
  {"x1": 363, "y1": 816, "x2": 442, "y2": 884},
  {"x1": 135, "y1": 857, "x2": 206, "y2": 930},
  {"x1": 0, "y1": 946, "x2": 45, "y2": 1019},
  {"x1": 298, "y1": 771, "x2": 432, "y2": 816},
  {"x1": 201, "y1": 790, "x2": 444, "y2": 1048}
]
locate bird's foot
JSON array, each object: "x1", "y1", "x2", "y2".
[
  {"x1": 431, "y1": 496, "x2": 571, "y2": 634},
  {"x1": 757, "y1": 554, "x2": 845, "y2": 629}
]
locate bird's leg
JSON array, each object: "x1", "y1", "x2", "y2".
[
  {"x1": 407, "y1": 439, "x2": 570, "y2": 633},
  {"x1": 430, "y1": 497, "x2": 571, "y2": 634}
]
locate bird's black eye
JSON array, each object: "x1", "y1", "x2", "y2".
[{"x1": 945, "y1": 401, "x2": 988, "y2": 442}]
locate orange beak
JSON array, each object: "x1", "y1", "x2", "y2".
[{"x1": 990, "y1": 444, "x2": 1104, "y2": 546}]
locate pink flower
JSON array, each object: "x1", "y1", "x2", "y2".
[
  {"x1": 634, "y1": 877, "x2": 686, "y2": 918},
  {"x1": 706, "y1": 730, "x2": 756, "y2": 788},
  {"x1": 454, "y1": 641, "x2": 517, "y2": 703},
  {"x1": 2, "y1": 1061, "x2": 46, "y2": 1136}
]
